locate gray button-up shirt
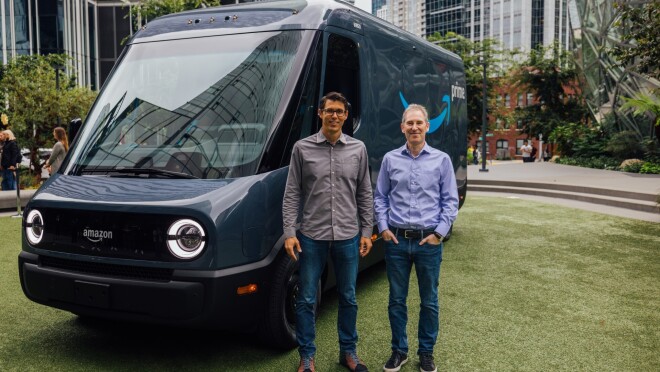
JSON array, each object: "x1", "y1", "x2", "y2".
[{"x1": 283, "y1": 131, "x2": 374, "y2": 241}]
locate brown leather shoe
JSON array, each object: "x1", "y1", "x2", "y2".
[
  {"x1": 297, "y1": 356, "x2": 315, "y2": 372},
  {"x1": 339, "y1": 351, "x2": 368, "y2": 372}
]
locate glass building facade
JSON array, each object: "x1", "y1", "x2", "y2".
[
  {"x1": 569, "y1": 0, "x2": 659, "y2": 136},
  {"x1": 0, "y1": 1, "x2": 133, "y2": 90},
  {"x1": 422, "y1": 0, "x2": 571, "y2": 54}
]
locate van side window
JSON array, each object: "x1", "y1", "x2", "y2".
[{"x1": 324, "y1": 33, "x2": 360, "y2": 136}]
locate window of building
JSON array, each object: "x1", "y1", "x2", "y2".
[
  {"x1": 516, "y1": 139, "x2": 526, "y2": 155},
  {"x1": 505, "y1": 94, "x2": 510, "y2": 107},
  {"x1": 517, "y1": 93, "x2": 523, "y2": 107},
  {"x1": 526, "y1": 92, "x2": 534, "y2": 105},
  {"x1": 497, "y1": 140, "x2": 508, "y2": 149}
]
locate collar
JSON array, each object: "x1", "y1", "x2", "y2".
[
  {"x1": 400, "y1": 142, "x2": 431, "y2": 158},
  {"x1": 315, "y1": 130, "x2": 347, "y2": 145}
]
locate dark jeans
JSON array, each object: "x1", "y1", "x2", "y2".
[
  {"x1": 1, "y1": 169, "x2": 16, "y2": 190},
  {"x1": 385, "y1": 238, "x2": 443, "y2": 355},
  {"x1": 296, "y1": 233, "x2": 360, "y2": 358}
]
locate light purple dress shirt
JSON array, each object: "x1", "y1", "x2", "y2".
[{"x1": 374, "y1": 142, "x2": 458, "y2": 237}]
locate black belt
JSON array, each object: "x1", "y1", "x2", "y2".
[{"x1": 388, "y1": 225, "x2": 435, "y2": 240}]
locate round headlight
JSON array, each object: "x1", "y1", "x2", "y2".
[
  {"x1": 25, "y1": 209, "x2": 44, "y2": 245},
  {"x1": 167, "y1": 219, "x2": 206, "y2": 259}
]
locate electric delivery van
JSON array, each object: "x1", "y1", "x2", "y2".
[{"x1": 19, "y1": 0, "x2": 467, "y2": 349}]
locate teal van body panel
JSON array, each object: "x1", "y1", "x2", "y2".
[{"x1": 18, "y1": 0, "x2": 467, "y2": 348}]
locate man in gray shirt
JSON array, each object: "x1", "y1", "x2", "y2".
[{"x1": 283, "y1": 92, "x2": 373, "y2": 372}]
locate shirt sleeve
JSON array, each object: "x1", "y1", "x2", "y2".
[
  {"x1": 282, "y1": 143, "x2": 303, "y2": 239},
  {"x1": 373, "y1": 155, "x2": 391, "y2": 233},
  {"x1": 435, "y1": 155, "x2": 459, "y2": 237},
  {"x1": 356, "y1": 143, "x2": 374, "y2": 238}
]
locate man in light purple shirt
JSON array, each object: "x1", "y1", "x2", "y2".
[{"x1": 374, "y1": 104, "x2": 458, "y2": 372}]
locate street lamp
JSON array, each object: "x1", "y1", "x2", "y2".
[{"x1": 479, "y1": 55, "x2": 489, "y2": 172}]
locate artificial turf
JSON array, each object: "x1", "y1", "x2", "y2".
[{"x1": 1, "y1": 196, "x2": 658, "y2": 371}]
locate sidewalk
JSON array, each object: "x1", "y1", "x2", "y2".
[{"x1": 468, "y1": 161, "x2": 660, "y2": 222}]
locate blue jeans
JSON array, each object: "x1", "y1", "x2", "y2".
[
  {"x1": 296, "y1": 233, "x2": 360, "y2": 358},
  {"x1": 385, "y1": 238, "x2": 443, "y2": 355},
  {"x1": 1, "y1": 169, "x2": 16, "y2": 190}
]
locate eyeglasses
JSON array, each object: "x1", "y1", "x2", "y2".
[{"x1": 321, "y1": 108, "x2": 347, "y2": 117}]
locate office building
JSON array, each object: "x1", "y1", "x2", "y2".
[
  {"x1": 425, "y1": 0, "x2": 571, "y2": 53},
  {"x1": 373, "y1": 0, "x2": 425, "y2": 37}
]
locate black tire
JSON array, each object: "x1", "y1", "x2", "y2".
[{"x1": 260, "y1": 253, "x2": 321, "y2": 349}]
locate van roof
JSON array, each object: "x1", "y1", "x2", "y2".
[{"x1": 130, "y1": 0, "x2": 461, "y2": 64}]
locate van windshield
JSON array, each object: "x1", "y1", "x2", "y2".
[{"x1": 69, "y1": 31, "x2": 306, "y2": 179}]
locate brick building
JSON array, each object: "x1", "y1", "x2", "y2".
[{"x1": 469, "y1": 79, "x2": 579, "y2": 162}]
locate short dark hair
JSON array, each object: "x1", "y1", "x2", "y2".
[{"x1": 319, "y1": 92, "x2": 350, "y2": 111}]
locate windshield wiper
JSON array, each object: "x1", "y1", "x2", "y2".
[{"x1": 80, "y1": 167, "x2": 199, "y2": 179}]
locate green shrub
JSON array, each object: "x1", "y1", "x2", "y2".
[
  {"x1": 555, "y1": 156, "x2": 619, "y2": 170},
  {"x1": 639, "y1": 162, "x2": 660, "y2": 174},
  {"x1": 605, "y1": 130, "x2": 645, "y2": 159},
  {"x1": 16, "y1": 167, "x2": 40, "y2": 189}
]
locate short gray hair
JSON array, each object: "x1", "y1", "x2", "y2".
[{"x1": 401, "y1": 104, "x2": 429, "y2": 123}]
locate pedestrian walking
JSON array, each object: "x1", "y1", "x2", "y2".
[{"x1": 0, "y1": 129, "x2": 20, "y2": 190}]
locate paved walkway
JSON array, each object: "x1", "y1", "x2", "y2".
[{"x1": 468, "y1": 161, "x2": 660, "y2": 222}]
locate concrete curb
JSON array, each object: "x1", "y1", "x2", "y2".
[{"x1": 0, "y1": 189, "x2": 37, "y2": 212}]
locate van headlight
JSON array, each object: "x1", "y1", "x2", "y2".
[
  {"x1": 167, "y1": 219, "x2": 206, "y2": 259},
  {"x1": 25, "y1": 209, "x2": 45, "y2": 245}
]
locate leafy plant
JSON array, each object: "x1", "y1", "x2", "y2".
[
  {"x1": 605, "y1": 130, "x2": 645, "y2": 159},
  {"x1": 507, "y1": 42, "x2": 588, "y2": 138},
  {"x1": 639, "y1": 162, "x2": 660, "y2": 174}
]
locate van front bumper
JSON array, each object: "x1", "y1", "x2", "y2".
[{"x1": 18, "y1": 251, "x2": 272, "y2": 330}]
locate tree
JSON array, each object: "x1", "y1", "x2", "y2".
[
  {"x1": 612, "y1": 1, "x2": 660, "y2": 81},
  {"x1": 427, "y1": 31, "x2": 504, "y2": 134},
  {"x1": 610, "y1": 2, "x2": 660, "y2": 142},
  {"x1": 0, "y1": 54, "x2": 97, "y2": 180},
  {"x1": 508, "y1": 43, "x2": 588, "y2": 138},
  {"x1": 126, "y1": 0, "x2": 220, "y2": 30}
]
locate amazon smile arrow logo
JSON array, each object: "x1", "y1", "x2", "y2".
[
  {"x1": 399, "y1": 92, "x2": 450, "y2": 134},
  {"x1": 399, "y1": 83, "x2": 464, "y2": 134}
]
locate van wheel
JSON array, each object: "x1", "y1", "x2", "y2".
[{"x1": 260, "y1": 253, "x2": 321, "y2": 349}]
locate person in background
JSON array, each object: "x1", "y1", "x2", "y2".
[
  {"x1": 0, "y1": 129, "x2": 20, "y2": 190},
  {"x1": 45, "y1": 127, "x2": 69, "y2": 175},
  {"x1": 543, "y1": 145, "x2": 552, "y2": 162},
  {"x1": 520, "y1": 140, "x2": 532, "y2": 163},
  {"x1": 282, "y1": 92, "x2": 373, "y2": 372},
  {"x1": 374, "y1": 104, "x2": 459, "y2": 372}
]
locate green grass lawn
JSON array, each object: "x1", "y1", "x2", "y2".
[{"x1": 1, "y1": 196, "x2": 659, "y2": 371}]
